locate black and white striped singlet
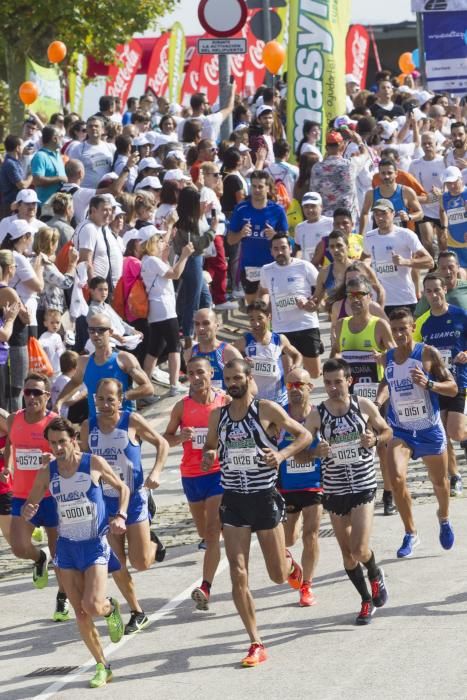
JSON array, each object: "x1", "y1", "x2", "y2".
[
  {"x1": 317, "y1": 395, "x2": 377, "y2": 496},
  {"x1": 218, "y1": 399, "x2": 278, "y2": 494}
]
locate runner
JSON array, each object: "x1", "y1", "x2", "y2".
[
  {"x1": 164, "y1": 356, "x2": 229, "y2": 611},
  {"x1": 22, "y1": 417, "x2": 128, "y2": 688},
  {"x1": 80, "y1": 377, "x2": 169, "y2": 635},
  {"x1": 278, "y1": 368, "x2": 323, "y2": 607},
  {"x1": 298, "y1": 358, "x2": 392, "y2": 624},
  {"x1": 234, "y1": 300, "x2": 302, "y2": 405},
  {"x1": 202, "y1": 358, "x2": 311, "y2": 667},
  {"x1": 376, "y1": 307, "x2": 458, "y2": 558}
]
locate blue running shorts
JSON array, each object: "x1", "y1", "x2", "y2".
[
  {"x1": 182, "y1": 471, "x2": 224, "y2": 503},
  {"x1": 54, "y1": 535, "x2": 121, "y2": 572},
  {"x1": 104, "y1": 487, "x2": 148, "y2": 526}
]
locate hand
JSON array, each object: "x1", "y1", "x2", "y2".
[
  {"x1": 68, "y1": 246, "x2": 79, "y2": 264},
  {"x1": 392, "y1": 253, "x2": 408, "y2": 267},
  {"x1": 296, "y1": 296, "x2": 317, "y2": 312},
  {"x1": 262, "y1": 447, "x2": 281, "y2": 469},
  {"x1": 256, "y1": 146, "x2": 268, "y2": 162},
  {"x1": 241, "y1": 222, "x2": 252, "y2": 238},
  {"x1": 18, "y1": 307, "x2": 31, "y2": 324},
  {"x1": 182, "y1": 242, "x2": 194, "y2": 257},
  {"x1": 110, "y1": 515, "x2": 127, "y2": 535},
  {"x1": 315, "y1": 440, "x2": 331, "y2": 459},
  {"x1": 59, "y1": 175, "x2": 68, "y2": 184},
  {"x1": 0, "y1": 468, "x2": 10, "y2": 484},
  {"x1": 53, "y1": 401, "x2": 62, "y2": 415},
  {"x1": 264, "y1": 223, "x2": 276, "y2": 240},
  {"x1": 453, "y1": 351, "x2": 467, "y2": 364},
  {"x1": 180, "y1": 427, "x2": 194, "y2": 442},
  {"x1": 398, "y1": 210, "x2": 410, "y2": 223},
  {"x1": 371, "y1": 350, "x2": 385, "y2": 365},
  {"x1": 409, "y1": 366, "x2": 429, "y2": 388},
  {"x1": 455, "y1": 157, "x2": 467, "y2": 170},
  {"x1": 3, "y1": 301, "x2": 20, "y2": 322},
  {"x1": 127, "y1": 151, "x2": 140, "y2": 168},
  {"x1": 41, "y1": 452, "x2": 53, "y2": 468},
  {"x1": 201, "y1": 449, "x2": 216, "y2": 472},
  {"x1": 22, "y1": 503, "x2": 39, "y2": 521},
  {"x1": 165, "y1": 209, "x2": 178, "y2": 227},
  {"x1": 361, "y1": 430, "x2": 377, "y2": 449},
  {"x1": 144, "y1": 472, "x2": 160, "y2": 489}
]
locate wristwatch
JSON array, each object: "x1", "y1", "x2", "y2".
[
  {"x1": 427, "y1": 379, "x2": 434, "y2": 391},
  {"x1": 115, "y1": 511, "x2": 128, "y2": 521}
]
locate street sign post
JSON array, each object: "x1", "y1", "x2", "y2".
[{"x1": 197, "y1": 38, "x2": 247, "y2": 55}]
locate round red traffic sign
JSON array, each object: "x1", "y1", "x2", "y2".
[{"x1": 198, "y1": 0, "x2": 248, "y2": 38}]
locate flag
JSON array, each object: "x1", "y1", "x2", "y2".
[
  {"x1": 168, "y1": 22, "x2": 186, "y2": 104},
  {"x1": 26, "y1": 58, "x2": 61, "y2": 118},
  {"x1": 145, "y1": 33, "x2": 170, "y2": 96},
  {"x1": 68, "y1": 53, "x2": 88, "y2": 115},
  {"x1": 346, "y1": 25, "x2": 370, "y2": 89},
  {"x1": 106, "y1": 39, "x2": 142, "y2": 105}
]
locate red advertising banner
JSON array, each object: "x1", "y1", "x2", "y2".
[
  {"x1": 105, "y1": 39, "x2": 142, "y2": 104},
  {"x1": 145, "y1": 32, "x2": 170, "y2": 96},
  {"x1": 181, "y1": 50, "x2": 202, "y2": 105},
  {"x1": 345, "y1": 24, "x2": 370, "y2": 90},
  {"x1": 197, "y1": 51, "x2": 220, "y2": 105},
  {"x1": 243, "y1": 27, "x2": 266, "y2": 97}
]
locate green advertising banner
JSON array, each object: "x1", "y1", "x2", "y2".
[
  {"x1": 68, "y1": 54, "x2": 88, "y2": 116},
  {"x1": 287, "y1": 0, "x2": 351, "y2": 154},
  {"x1": 26, "y1": 57, "x2": 61, "y2": 118},
  {"x1": 168, "y1": 22, "x2": 186, "y2": 104}
]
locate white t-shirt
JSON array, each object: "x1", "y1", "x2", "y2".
[
  {"x1": 141, "y1": 255, "x2": 176, "y2": 322},
  {"x1": 105, "y1": 229, "x2": 123, "y2": 287},
  {"x1": 266, "y1": 162, "x2": 299, "y2": 199},
  {"x1": 51, "y1": 374, "x2": 86, "y2": 418},
  {"x1": 11, "y1": 251, "x2": 36, "y2": 312},
  {"x1": 295, "y1": 217, "x2": 334, "y2": 261},
  {"x1": 445, "y1": 148, "x2": 467, "y2": 167},
  {"x1": 67, "y1": 141, "x2": 115, "y2": 189},
  {"x1": 299, "y1": 143, "x2": 322, "y2": 161},
  {"x1": 408, "y1": 156, "x2": 444, "y2": 219},
  {"x1": 39, "y1": 331, "x2": 65, "y2": 377},
  {"x1": 260, "y1": 258, "x2": 319, "y2": 333},
  {"x1": 74, "y1": 221, "x2": 109, "y2": 279},
  {"x1": 363, "y1": 226, "x2": 423, "y2": 306}
]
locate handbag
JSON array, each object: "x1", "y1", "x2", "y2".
[{"x1": 28, "y1": 337, "x2": 54, "y2": 377}]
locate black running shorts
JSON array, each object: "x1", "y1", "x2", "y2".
[
  {"x1": 282, "y1": 490, "x2": 323, "y2": 514},
  {"x1": 322, "y1": 489, "x2": 376, "y2": 517},
  {"x1": 220, "y1": 488, "x2": 286, "y2": 532}
]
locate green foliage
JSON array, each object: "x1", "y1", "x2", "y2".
[{"x1": 0, "y1": 81, "x2": 10, "y2": 142}]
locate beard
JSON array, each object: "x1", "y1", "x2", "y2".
[{"x1": 227, "y1": 384, "x2": 248, "y2": 398}]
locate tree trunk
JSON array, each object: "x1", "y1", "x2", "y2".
[{"x1": 5, "y1": 43, "x2": 27, "y2": 134}]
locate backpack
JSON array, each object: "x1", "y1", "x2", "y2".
[
  {"x1": 127, "y1": 278, "x2": 149, "y2": 319},
  {"x1": 274, "y1": 179, "x2": 291, "y2": 211},
  {"x1": 111, "y1": 277, "x2": 126, "y2": 318},
  {"x1": 55, "y1": 239, "x2": 74, "y2": 274}
]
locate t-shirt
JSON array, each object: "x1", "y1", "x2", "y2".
[
  {"x1": 30, "y1": 148, "x2": 66, "y2": 203},
  {"x1": 74, "y1": 221, "x2": 109, "y2": 280},
  {"x1": 294, "y1": 217, "x2": 334, "y2": 262},
  {"x1": 416, "y1": 304, "x2": 467, "y2": 390},
  {"x1": 141, "y1": 255, "x2": 176, "y2": 322},
  {"x1": 260, "y1": 258, "x2": 319, "y2": 332},
  {"x1": 221, "y1": 173, "x2": 247, "y2": 215},
  {"x1": 0, "y1": 155, "x2": 25, "y2": 210},
  {"x1": 408, "y1": 157, "x2": 444, "y2": 219},
  {"x1": 228, "y1": 199, "x2": 289, "y2": 271},
  {"x1": 104, "y1": 229, "x2": 123, "y2": 287},
  {"x1": 67, "y1": 141, "x2": 115, "y2": 189},
  {"x1": 60, "y1": 184, "x2": 95, "y2": 224},
  {"x1": 363, "y1": 226, "x2": 423, "y2": 306},
  {"x1": 11, "y1": 251, "x2": 36, "y2": 307},
  {"x1": 39, "y1": 331, "x2": 65, "y2": 376},
  {"x1": 415, "y1": 280, "x2": 467, "y2": 317},
  {"x1": 370, "y1": 102, "x2": 405, "y2": 121}
]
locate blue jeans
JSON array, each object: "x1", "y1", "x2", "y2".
[{"x1": 178, "y1": 255, "x2": 211, "y2": 337}]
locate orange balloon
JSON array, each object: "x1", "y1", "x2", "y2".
[
  {"x1": 398, "y1": 52, "x2": 415, "y2": 74},
  {"x1": 396, "y1": 73, "x2": 408, "y2": 86},
  {"x1": 47, "y1": 41, "x2": 67, "y2": 63},
  {"x1": 19, "y1": 81, "x2": 40, "y2": 106},
  {"x1": 262, "y1": 41, "x2": 286, "y2": 75}
]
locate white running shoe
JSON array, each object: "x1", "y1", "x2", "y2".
[
  {"x1": 152, "y1": 367, "x2": 171, "y2": 387},
  {"x1": 169, "y1": 383, "x2": 188, "y2": 397},
  {"x1": 215, "y1": 301, "x2": 239, "y2": 311}
]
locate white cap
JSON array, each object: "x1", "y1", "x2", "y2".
[
  {"x1": 345, "y1": 73, "x2": 358, "y2": 84},
  {"x1": 415, "y1": 90, "x2": 433, "y2": 106},
  {"x1": 302, "y1": 192, "x2": 322, "y2": 206},
  {"x1": 112, "y1": 205, "x2": 124, "y2": 217},
  {"x1": 101, "y1": 193, "x2": 118, "y2": 208},
  {"x1": 7, "y1": 219, "x2": 34, "y2": 240},
  {"x1": 138, "y1": 157, "x2": 162, "y2": 172},
  {"x1": 135, "y1": 176, "x2": 162, "y2": 191},
  {"x1": 256, "y1": 104, "x2": 273, "y2": 118},
  {"x1": 168, "y1": 103, "x2": 182, "y2": 115},
  {"x1": 238, "y1": 143, "x2": 251, "y2": 153},
  {"x1": 167, "y1": 149, "x2": 186, "y2": 161},
  {"x1": 137, "y1": 224, "x2": 166, "y2": 242},
  {"x1": 15, "y1": 189, "x2": 39, "y2": 204},
  {"x1": 122, "y1": 228, "x2": 140, "y2": 249},
  {"x1": 234, "y1": 122, "x2": 249, "y2": 132},
  {"x1": 397, "y1": 85, "x2": 414, "y2": 95},
  {"x1": 333, "y1": 114, "x2": 358, "y2": 129},
  {"x1": 164, "y1": 169, "x2": 191, "y2": 182},
  {"x1": 378, "y1": 120, "x2": 398, "y2": 141},
  {"x1": 133, "y1": 134, "x2": 151, "y2": 147},
  {"x1": 441, "y1": 166, "x2": 463, "y2": 184}
]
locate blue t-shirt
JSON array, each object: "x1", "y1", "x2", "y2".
[
  {"x1": 31, "y1": 148, "x2": 66, "y2": 203},
  {"x1": 419, "y1": 304, "x2": 467, "y2": 391},
  {"x1": 228, "y1": 198, "x2": 288, "y2": 270},
  {"x1": 0, "y1": 155, "x2": 25, "y2": 209}
]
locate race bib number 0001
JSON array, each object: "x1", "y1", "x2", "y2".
[
  {"x1": 59, "y1": 499, "x2": 93, "y2": 523},
  {"x1": 330, "y1": 440, "x2": 360, "y2": 466},
  {"x1": 228, "y1": 448, "x2": 257, "y2": 470},
  {"x1": 16, "y1": 448, "x2": 42, "y2": 471}
]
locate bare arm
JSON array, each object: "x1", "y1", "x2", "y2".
[
  {"x1": 79, "y1": 420, "x2": 89, "y2": 452},
  {"x1": 358, "y1": 396, "x2": 393, "y2": 446},
  {"x1": 164, "y1": 244, "x2": 194, "y2": 280},
  {"x1": 260, "y1": 401, "x2": 312, "y2": 468},
  {"x1": 280, "y1": 334, "x2": 302, "y2": 369},
  {"x1": 21, "y1": 467, "x2": 50, "y2": 520},
  {"x1": 130, "y1": 413, "x2": 169, "y2": 489},
  {"x1": 358, "y1": 189, "x2": 374, "y2": 235},
  {"x1": 163, "y1": 400, "x2": 187, "y2": 447},
  {"x1": 419, "y1": 345, "x2": 458, "y2": 397},
  {"x1": 118, "y1": 351, "x2": 153, "y2": 400},
  {"x1": 54, "y1": 357, "x2": 87, "y2": 412},
  {"x1": 201, "y1": 407, "x2": 221, "y2": 471},
  {"x1": 91, "y1": 455, "x2": 130, "y2": 534}
]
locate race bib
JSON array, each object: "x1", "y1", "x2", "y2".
[
  {"x1": 275, "y1": 294, "x2": 297, "y2": 311},
  {"x1": 228, "y1": 447, "x2": 258, "y2": 470},
  {"x1": 375, "y1": 261, "x2": 398, "y2": 277},
  {"x1": 102, "y1": 462, "x2": 124, "y2": 496},
  {"x1": 397, "y1": 399, "x2": 427, "y2": 424},
  {"x1": 16, "y1": 448, "x2": 42, "y2": 471},
  {"x1": 252, "y1": 359, "x2": 277, "y2": 377},
  {"x1": 192, "y1": 428, "x2": 208, "y2": 450},
  {"x1": 245, "y1": 267, "x2": 261, "y2": 282},
  {"x1": 330, "y1": 440, "x2": 360, "y2": 466},
  {"x1": 353, "y1": 382, "x2": 379, "y2": 401},
  {"x1": 59, "y1": 499, "x2": 93, "y2": 524},
  {"x1": 438, "y1": 348, "x2": 453, "y2": 370},
  {"x1": 286, "y1": 458, "x2": 315, "y2": 474}
]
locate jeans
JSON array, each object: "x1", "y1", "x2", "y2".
[{"x1": 178, "y1": 255, "x2": 211, "y2": 337}]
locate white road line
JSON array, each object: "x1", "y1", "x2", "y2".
[{"x1": 35, "y1": 553, "x2": 233, "y2": 699}]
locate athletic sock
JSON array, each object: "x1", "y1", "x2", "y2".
[
  {"x1": 201, "y1": 580, "x2": 211, "y2": 593},
  {"x1": 345, "y1": 564, "x2": 371, "y2": 601},
  {"x1": 362, "y1": 551, "x2": 379, "y2": 580},
  {"x1": 56, "y1": 591, "x2": 67, "y2": 601}
]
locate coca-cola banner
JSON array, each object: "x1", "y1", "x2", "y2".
[
  {"x1": 242, "y1": 24, "x2": 266, "y2": 97},
  {"x1": 181, "y1": 51, "x2": 202, "y2": 105},
  {"x1": 345, "y1": 25, "x2": 370, "y2": 90},
  {"x1": 105, "y1": 39, "x2": 142, "y2": 104},
  {"x1": 145, "y1": 33, "x2": 170, "y2": 97}
]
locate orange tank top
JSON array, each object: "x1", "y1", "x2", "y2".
[
  {"x1": 180, "y1": 392, "x2": 225, "y2": 478},
  {"x1": 10, "y1": 410, "x2": 58, "y2": 498}
]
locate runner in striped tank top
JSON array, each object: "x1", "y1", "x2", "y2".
[
  {"x1": 297, "y1": 358, "x2": 392, "y2": 626},
  {"x1": 202, "y1": 358, "x2": 312, "y2": 668}
]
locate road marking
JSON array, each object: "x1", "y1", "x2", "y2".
[{"x1": 35, "y1": 553, "x2": 233, "y2": 699}]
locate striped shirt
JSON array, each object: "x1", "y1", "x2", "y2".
[
  {"x1": 317, "y1": 396, "x2": 376, "y2": 495},
  {"x1": 217, "y1": 399, "x2": 278, "y2": 494}
]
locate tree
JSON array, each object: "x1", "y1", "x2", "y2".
[{"x1": 0, "y1": 0, "x2": 177, "y2": 131}]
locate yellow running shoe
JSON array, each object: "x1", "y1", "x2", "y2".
[{"x1": 89, "y1": 663, "x2": 112, "y2": 688}]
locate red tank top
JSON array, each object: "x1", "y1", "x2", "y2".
[
  {"x1": 180, "y1": 392, "x2": 225, "y2": 477},
  {"x1": 10, "y1": 410, "x2": 57, "y2": 498}
]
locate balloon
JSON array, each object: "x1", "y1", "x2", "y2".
[
  {"x1": 396, "y1": 73, "x2": 408, "y2": 86},
  {"x1": 262, "y1": 41, "x2": 286, "y2": 75},
  {"x1": 18, "y1": 81, "x2": 40, "y2": 105},
  {"x1": 412, "y1": 48, "x2": 420, "y2": 69},
  {"x1": 47, "y1": 41, "x2": 67, "y2": 63},
  {"x1": 398, "y1": 52, "x2": 415, "y2": 74}
]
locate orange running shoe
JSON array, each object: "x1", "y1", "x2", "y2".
[
  {"x1": 241, "y1": 642, "x2": 268, "y2": 667},
  {"x1": 299, "y1": 582, "x2": 316, "y2": 607},
  {"x1": 286, "y1": 550, "x2": 303, "y2": 590}
]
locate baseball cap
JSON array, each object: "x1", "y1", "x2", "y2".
[
  {"x1": 112, "y1": 205, "x2": 124, "y2": 217},
  {"x1": 164, "y1": 169, "x2": 191, "y2": 183},
  {"x1": 133, "y1": 134, "x2": 152, "y2": 147},
  {"x1": 372, "y1": 198, "x2": 395, "y2": 212},
  {"x1": 167, "y1": 150, "x2": 186, "y2": 161},
  {"x1": 8, "y1": 219, "x2": 34, "y2": 239},
  {"x1": 15, "y1": 189, "x2": 39, "y2": 204},
  {"x1": 333, "y1": 115, "x2": 357, "y2": 129},
  {"x1": 122, "y1": 228, "x2": 140, "y2": 249},
  {"x1": 378, "y1": 120, "x2": 398, "y2": 141},
  {"x1": 326, "y1": 131, "x2": 344, "y2": 145},
  {"x1": 101, "y1": 193, "x2": 118, "y2": 208},
  {"x1": 234, "y1": 122, "x2": 249, "y2": 132},
  {"x1": 414, "y1": 90, "x2": 432, "y2": 106},
  {"x1": 256, "y1": 105, "x2": 273, "y2": 118},
  {"x1": 135, "y1": 176, "x2": 162, "y2": 191},
  {"x1": 137, "y1": 224, "x2": 166, "y2": 242},
  {"x1": 238, "y1": 143, "x2": 251, "y2": 153},
  {"x1": 138, "y1": 157, "x2": 162, "y2": 172},
  {"x1": 302, "y1": 192, "x2": 322, "y2": 206},
  {"x1": 441, "y1": 166, "x2": 463, "y2": 184},
  {"x1": 345, "y1": 73, "x2": 358, "y2": 85}
]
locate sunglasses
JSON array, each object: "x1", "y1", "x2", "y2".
[
  {"x1": 286, "y1": 381, "x2": 308, "y2": 389},
  {"x1": 208, "y1": 172, "x2": 221, "y2": 178},
  {"x1": 346, "y1": 291, "x2": 369, "y2": 299},
  {"x1": 89, "y1": 327, "x2": 111, "y2": 335},
  {"x1": 24, "y1": 388, "x2": 49, "y2": 397}
]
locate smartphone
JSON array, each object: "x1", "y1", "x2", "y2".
[
  {"x1": 211, "y1": 208, "x2": 216, "y2": 219},
  {"x1": 229, "y1": 75, "x2": 234, "y2": 85}
]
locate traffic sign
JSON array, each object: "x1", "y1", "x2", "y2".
[
  {"x1": 197, "y1": 38, "x2": 247, "y2": 55},
  {"x1": 198, "y1": 0, "x2": 248, "y2": 38}
]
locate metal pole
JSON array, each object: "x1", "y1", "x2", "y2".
[
  {"x1": 218, "y1": 54, "x2": 232, "y2": 140},
  {"x1": 416, "y1": 12, "x2": 427, "y2": 88},
  {"x1": 262, "y1": 0, "x2": 273, "y2": 88}
]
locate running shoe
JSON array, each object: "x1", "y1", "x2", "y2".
[
  {"x1": 439, "y1": 520, "x2": 455, "y2": 550},
  {"x1": 355, "y1": 600, "x2": 375, "y2": 625},
  {"x1": 138, "y1": 394, "x2": 161, "y2": 407},
  {"x1": 105, "y1": 598, "x2": 124, "y2": 643},
  {"x1": 150, "y1": 530, "x2": 166, "y2": 562},
  {"x1": 450, "y1": 475, "x2": 463, "y2": 497},
  {"x1": 214, "y1": 300, "x2": 239, "y2": 311},
  {"x1": 32, "y1": 549, "x2": 49, "y2": 589},
  {"x1": 299, "y1": 582, "x2": 316, "y2": 607},
  {"x1": 32, "y1": 526, "x2": 45, "y2": 543},
  {"x1": 241, "y1": 642, "x2": 268, "y2": 667},
  {"x1": 124, "y1": 611, "x2": 149, "y2": 635},
  {"x1": 198, "y1": 539, "x2": 207, "y2": 551},
  {"x1": 286, "y1": 550, "x2": 303, "y2": 590},
  {"x1": 370, "y1": 569, "x2": 388, "y2": 608},
  {"x1": 191, "y1": 583, "x2": 210, "y2": 611},
  {"x1": 89, "y1": 663, "x2": 112, "y2": 689},
  {"x1": 396, "y1": 532, "x2": 420, "y2": 558},
  {"x1": 152, "y1": 367, "x2": 171, "y2": 387},
  {"x1": 169, "y1": 383, "x2": 188, "y2": 396},
  {"x1": 53, "y1": 593, "x2": 70, "y2": 622}
]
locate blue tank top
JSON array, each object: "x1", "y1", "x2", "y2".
[
  {"x1": 83, "y1": 352, "x2": 135, "y2": 418},
  {"x1": 374, "y1": 184, "x2": 406, "y2": 225},
  {"x1": 419, "y1": 304, "x2": 467, "y2": 391},
  {"x1": 192, "y1": 342, "x2": 227, "y2": 389},
  {"x1": 278, "y1": 406, "x2": 322, "y2": 491},
  {"x1": 88, "y1": 411, "x2": 143, "y2": 497},
  {"x1": 324, "y1": 263, "x2": 335, "y2": 290},
  {"x1": 244, "y1": 332, "x2": 286, "y2": 405},
  {"x1": 49, "y1": 452, "x2": 107, "y2": 541},
  {"x1": 442, "y1": 189, "x2": 467, "y2": 268},
  {"x1": 385, "y1": 343, "x2": 443, "y2": 435}
]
